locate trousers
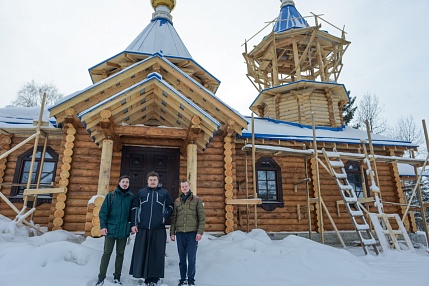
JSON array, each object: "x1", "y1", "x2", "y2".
[
  {"x1": 176, "y1": 232, "x2": 198, "y2": 282},
  {"x1": 98, "y1": 236, "x2": 127, "y2": 280}
]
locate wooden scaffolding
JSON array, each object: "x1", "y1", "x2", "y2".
[
  {"x1": 0, "y1": 95, "x2": 65, "y2": 234},
  {"x1": 242, "y1": 117, "x2": 429, "y2": 254}
]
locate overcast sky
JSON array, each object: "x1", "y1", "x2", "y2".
[{"x1": 1, "y1": 0, "x2": 428, "y2": 130}]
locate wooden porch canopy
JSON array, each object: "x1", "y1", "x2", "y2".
[
  {"x1": 49, "y1": 53, "x2": 247, "y2": 139},
  {"x1": 78, "y1": 72, "x2": 220, "y2": 151}
]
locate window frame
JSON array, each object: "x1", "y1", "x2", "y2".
[
  {"x1": 9, "y1": 146, "x2": 58, "y2": 205},
  {"x1": 345, "y1": 160, "x2": 369, "y2": 199},
  {"x1": 255, "y1": 157, "x2": 284, "y2": 211}
]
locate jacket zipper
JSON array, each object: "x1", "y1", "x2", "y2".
[{"x1": 148, "y1": 189, "x2": 154, "y2": 229}]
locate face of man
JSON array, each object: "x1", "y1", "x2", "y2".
[
  {"x1": 147, "y1": 176, "x2": 159, "y2": 189},
  {"x1": 119, "y1": 178, "x2": 130, "y2": 189},
  {"x1": 180, "y1": 181, "x2": 190, "y2": 194}
]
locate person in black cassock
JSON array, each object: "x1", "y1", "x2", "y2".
[{"x1": 129, "y1": 171, "x2": 173, "y2": 286}]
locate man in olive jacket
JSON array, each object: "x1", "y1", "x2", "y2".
[
  {"x1": 170, "y1": 180, "x2": 206, "y2": 286},
  {"x1": 96, "y1": 175, "x2": 134, "y2": 286}
]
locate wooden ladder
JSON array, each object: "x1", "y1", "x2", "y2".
[
  {"x1": 369, "y1": 213, "x2": 415, "y2": 252},
  {"x1": 360, "y1": 144, "x2": 415, "y2": 252},
  {"x1": 322, "y1": 148, "x2": 379, "y2": 255}
]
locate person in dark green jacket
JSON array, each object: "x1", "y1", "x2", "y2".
[
  {"x1": 170, "y1": 180, "x2": 206, "y2": 286},
  {"x1": 96, "y1": 175, "x2": 134, "y2": 286}
]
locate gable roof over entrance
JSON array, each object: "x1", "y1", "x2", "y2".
[
  {"x1": 78, "y1": 72, "x2": 220, "y2": 151},
  {"x1": 49, "y1": 53, "x2": 247, "y2": 152}
]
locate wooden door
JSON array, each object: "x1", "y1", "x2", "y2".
[{"x1": 120, "y1": 146, "x2": 180, "y2": 201}]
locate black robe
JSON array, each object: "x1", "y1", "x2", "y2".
[
  {"x1": 129, "y1": 186, "x2": 173, "y2": 279},
  {"x1": 129, "y1": 228, "x2": 166, "y2": 279}
]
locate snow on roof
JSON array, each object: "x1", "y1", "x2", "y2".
[
  {"x1": 397, "y1": 163, "x2": 429, "y2": 177},
  {"x1": 239, "y1": 116, "x2": 418, "y2": 148},
  {"x1": 125, "y1": 5, "x2": 191, "y2": 58},
  {"x1": 0, "y1": 105, "x2": 57, "y2": 129},
  {"x1": 273, "y1": 0, "x2": 309, "y2": 33}
]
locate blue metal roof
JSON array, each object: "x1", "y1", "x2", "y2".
[
  {"x1": 0, "y1": 106, "x2": 57, "y2": 129},
  {"x1": 125, "y1": 5, "x2": 191, "y2": 58},
  {"x1": 238, "y1": 117, "x2": 418, "y2": 148},
  {"x1": 273, "y1": 0, "x2": 309, "y2": 33}
]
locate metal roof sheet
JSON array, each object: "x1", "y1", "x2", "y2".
[
  {"x1": 125, "y1": 6, "x2": 191, "y2": 58},
  {"x1": 273, "y1": 0, "x2": 309, "y2": 33},
  {"x1": 239, "y1": 116, "x2": 418, "y2": 148}
]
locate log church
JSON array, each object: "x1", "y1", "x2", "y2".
[{"x1": 1, "y1": 0, "x2": 427, "y2": 251}]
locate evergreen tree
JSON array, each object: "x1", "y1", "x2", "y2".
[{"x1": 342, "y1": 93, "x2": 357, "y2": 126}]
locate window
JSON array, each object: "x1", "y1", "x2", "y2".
[
  {"x1": 10, "y1": 146, "x2": 58, "y2": 205},
  {"x1": 345, "y1": 161, "x2": 368, "y2": 199},
  {"x1": 256, "y1": 157, "x2": 283, "y2": 211}
]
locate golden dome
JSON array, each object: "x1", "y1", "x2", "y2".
[{"x1": 151, "y1": 0, "x2": 176, "y2": 11}]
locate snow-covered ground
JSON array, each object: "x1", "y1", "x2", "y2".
[{"x1": 0, "y1": 214, "x2": 428, "y2": 286}]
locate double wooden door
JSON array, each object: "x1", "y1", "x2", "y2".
[{"x1": 120, "y1": 146, "x2": 180, "y2": 201}]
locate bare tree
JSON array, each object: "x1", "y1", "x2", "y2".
[
  {"x1": 354, "y1": 93, "x2": 387, "y2": 134},
  {"x1": 12, "y1": 80, "x2": 63, "y2": 107},
  {"x1": 392, "y1": 115, "x2": 426, "y2": 157}
]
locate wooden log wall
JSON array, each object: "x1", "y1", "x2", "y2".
[
  {"x1": 0, "y1": 133, "x2": 62, "y2": 226},
  {"x1": 180, "y1": 136, "x2": 227, "y2": 233},
  {"x1": 234, "y1": 142, "x2": 316, "y2": 232},
  {"x1": 261, "y1": 97, "x2": 276, "y2": 119},
  {"x1": 261, "y1": 89, "x2": 344, "y2": 127},
  {"x1": 48, "y1": 126, "x2": 121, "y2": 232},
  {"x1": 52, "y1": 125, "x2": 76, "y2": 230},
  {"x1": 233, "y1": 140, "x2": 413, "y2": 233},
  {"x1": 0, "y1": 134, "x2": 12, "y2": 213}
]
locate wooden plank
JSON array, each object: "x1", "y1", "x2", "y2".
[
  {"x1": 23, "y1": 187, "x2": 66, "y2": 196},
  {"x1": 226, "y1": 198, "x2": 262, "y2": 205},
  {"x1": 243, "y1": 144, "x2": 426, "y2": 165},
  {"x1": 0, "y1": 131, "x2": 40, "y2": 160},
  {"x1": 0, "y1": 191, "x2": 20, "y2": 214}
]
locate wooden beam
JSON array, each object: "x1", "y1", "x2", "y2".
[
  {"x1": 99, "y1": 110, "x2": 122, "y2": 152},
  {"x1": 50, "y1": 59, "x2": 156, "y2": 121},
  {"x1": 243, "y1": 144, "x2": 426, "y2": 165},
  {"x1": 97, "y1": 140, "x2": 113, "y2": 196},
  {"x1": 226, "y1": 198, "x2": 262, "y2": 205},
  {"x1": 106, "y1": 61, "x2": 122, "y2": 69},
  {"x1": 121, "y1": 136, "x2": 183, "y2": 147},
  {"x1": 0, "y1": 131, "x2": 40, "y2": 160},
  {"x1": 23, "y1": 187, "x2": 66, "y2": 196},
  {"x1": 114, "y1": 125, "x2": 187, "y2": 138},
  {"x1": 182, "y1": 116, "x2": 201, "y2": 153},
  {"x1": 187, "y1": 143, "x2": 198, "y2": 195},
  {"x1": 0, "y1": 128, "x2": 9, "y2": 135}
]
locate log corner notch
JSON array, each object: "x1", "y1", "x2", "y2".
[
  {"x1": 99, "y1": 110, "x2": 122, "y2": 152},
  {"x1": 85, "y1": 195, "x2": 104, "y2": 237},
  {"x1": 224, "y1": 120, "x2": 236, "y2": 234},
  {"x1": 63, "y1": 108, "x2": 79, "y2": 128},
  {"x1": 181, "y1": 115, "x2": 202, "y2": 155}
]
